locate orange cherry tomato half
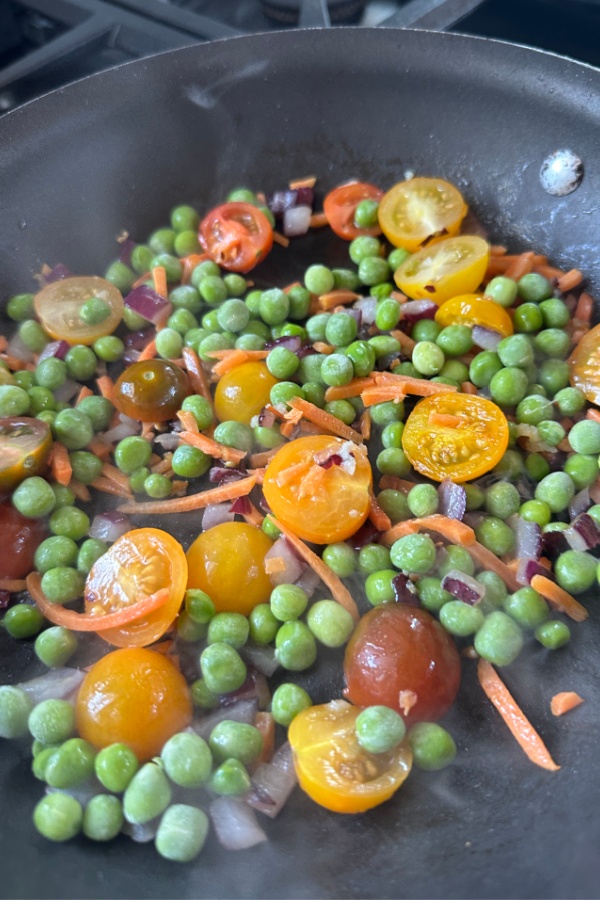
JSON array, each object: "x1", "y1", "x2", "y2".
[
  {"x1": 288, "y1": 699, "x2": 412, "y2": 814},
  {"x1": 199, "y1": 202, "x2": 273, "y2": 273},
  {"x1": 393, "y1": 235, "x2": 489, "y2": 303},
  {"x1": 435, "y1": 294, "x2": 513, "y2": 337},
  {"x1": 569, "y1": 321, "x2": 600, "y2": 405},
  {"x1": 323, "y1": 182, "x2": 384, "y2": 240},
  {"x1": 214, "y1": 360, "x2": 278, "y2": 425},
  {"x1": 402, "y1": 392, "x2": 509, "y2": 483},
  {"x1": 84, "y1": 528, "x2": 188, "y2": 647},
  {"x1": 0, "y1": 417, "x2": 52, "y2": 492},
  {"x1": 262, "y1": 435, "x2": 372, "y2": 544},
  {"x1": 186, "y1": 521, "x2": 273, "y2": 616},
  {"x1": 378, "y1": 177, "x2": 468, "y2": 253},
  {"x1": 112, "y1": 359, "x2": 191, "y2": 423},
  {"x1": 76, "y1": 647, "x2": 192, "y2": 761},
  {"x1": 34, "y1": 276, "x2": 124, "y2": 345}
]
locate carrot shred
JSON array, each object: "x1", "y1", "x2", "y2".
[
  {"x1": 490, "y1": 245, "x2": 508, "y2": 256},
  {"x1": 132, "y1": 271, "x2": 151, "y2": 289},
  {"x1": 428, "y1": 412, "x2": 466, "y2": 428},
  {"x1": 100, "y1": 463, "x2": 131, "y2": 491},
  {"x1": 390, "y1": 329, "x2": 417, "y2": 354},
  {"x1": 118, "y1": 473, "x2": 257, "y2": 515},
  {"x1": 96, "y1": 375, "x2": 115, "y2": 402},
  {"x1": 69, "y1": 480, "x2": 91, "y2": 502},
  {"x1": 477, "y1": 659, "x2": 560, "y2": 772},
  {"x1": 550, "y1": 691, "x2": 584, "y2": 717},
  {"x1": 535, "y1": 264, "x2": 564, "y2": 281},
  {"x1": 179, "y1": 430, "x2": 246, "y2": 465},
  {"x1": 318, "y1": 289, "x2": 361, "y2": 311},
  {"x1": 586, "y1": 408, "x2": 600, "y2": 424},
  {"x1": 264, "y1": 556, "x2": 287, "y2": 575},
  {"x1": 530, "y1": 573, "x2": 588, "y2": 622},
  {"x1": 324, "y1": 377, "x2": 377, "y2": 402},
  {"x1": 176, "y1": 409, "x2": 199, "y2": 434},
  {"x1": 266, "y1": 516, "x2": 359, "y2": 621},
  {"x1": 0, "y1": 336, "x2": 7, "y2": 353},
  {"x1": 90, "y1": 477, "x2": 133, "y2": 499},
  {"x1": 181, "y1": 253, "x2": 208, "y2": 285},
  {"x1": 138, "y1": 338, "x2": 157, "y2": 361},
  {"x1": 467, "y1": 541, "x2": 521, "y2": 592},
  {"x1": 75, "y1": 385, "x2": 94, "y2": 405},
  {"x1": 289, "y1": 175, "x2": 317, "y2": 190},
  {"x1": 575, "y1": 291, "x2": 594, "y2": 324},
  {"x1": 279, "y1": 421, "x2": 297, "y2": 440},
  {"x1": 390, "y1": 291, "x2": 408, "y2": 303},
  {"x1": 359, "y1": 409, "x2": 371, "y2": 440},
  {"x1": 461, "y1": 381, "x2": 478, "y2": 394},
  {"x1": 283, "y1": 407, "x2": 304, "y2": 427},
  {"x1": 27, "y1": 573, "x2": 170, "y2": 633},
  {"x1": 368, "y1": 493, "x2": 392, "y2": 532},
  {"x1": 0, "y1": 578, "x2": 27, "y2": 593},
  {"x1": 211, "y1": 349, "x2": 269, "y2": 378},
  {"x1": 557, "y1": 268, "x2": 583, "y2": 293},
  {"x1": 360, "y1": 385, "x2": 406, "y2": 406},
  {"x1": 210, "y1": 348, "x2": 270, "y2": 361},
  {"x1": 254, "y1": 711, "x2": 276, "y2": 765},
  {"x1": 50, "y1": 442, "x2": 72, "y2": 487},
  {"x1": 272, "y1": 231, "x2": 290, "y2": 248},
  {"x1": 504, "y1": 251, "x2": 535, "y2": 280},
  {"x1": 381, "y1": 515, "x2": 476, "y2": 547},
  {"x1": 182, "y1": 347, "x2": 214, "y2": 412},
  {"x1": 249, "y1": 447, "x2": 279, "y2": 468},
  {"x1": 152, "y1": 265, "x2": 168, "y2": 299},
  {"x1": 312, "y1": 341, "x2": 334, "y2": 355},
  {"x1": 310, "y1": 212, "x2": 329, "y2": 228},
  {"x1": 286, "y1": 396, "x2": 364, "y2": 444}
]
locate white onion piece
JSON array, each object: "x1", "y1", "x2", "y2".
[
  {"x1": 122, "y1": 819, "x2": 159, "y2": 843},
  {"x1": 89, "y1": 512, "x2": 131, "y2": 543},
  {"x1": 241, "y1": 644, "x2": 280, "y2": 677},
  {"x1": 202, "y1": 503, "x2": 236, "y2": 531},
  {"x1": 53, "y1": 378, "x2": 80, "y2": 404},
  {"x1": 190, "y1": 699, "x2": 258, "y2": 742},
  {"x1": 293, "y1": 565, "x2": 320, "y2": 598},
  {"x1": 103, "y1": 422, "x2": 139, "y2": 444},
  {"x1": 154, "y1": 432, "x2": 180, "y2": 450},
  {"x1": 246, "y1": 743, "x2": 298, "y2": 818},
  {"x1": 210, "y1": 797, "x2": 268, "y2": 851},
  {"x1": 18, "y1": 668, "x2": 85, "y2": 704},
  {"x1": 7, "y1": 333, "x2": 35, "y2": 363},
  {"x1": 353, "y1": 296, "x2": 378, "y2": 325},
  {"x1": 265, "y1": 537, "x2": 305, "y2": 586},
  {"x1": 283, "y1": 205, "x2": 312, "y2": 237},
  {"x1": 472, "y1": 325, "x2": 502, "y2": 351}
]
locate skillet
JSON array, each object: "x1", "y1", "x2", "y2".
[{"x1": 1, "y1": 25, "x2": 600, "y2": 899}]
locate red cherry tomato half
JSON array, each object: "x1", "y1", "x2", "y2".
[
  {"x1": 199, "y1": 202, "x2": 274, "y2": 273},
  {"x1": 0, "y1": 500, "x2": 47, "y2": 580},
  {"x1": 323, "y1": 182, "x2": 384, "y2": 240}
]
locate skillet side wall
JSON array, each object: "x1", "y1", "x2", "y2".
[{"x1": 0, "y1": 28, "x2": 599, "y2": 900}]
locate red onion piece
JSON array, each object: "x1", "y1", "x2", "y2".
[
  {"x1": 37, "y1": 340, "x2": 70, "y2": 362},
  {"x1": 40, "y1": 263, "x2": 73, "y2": 285},
  {"x1": 319, "y1": 453, "x2": 342, "y2": 470},
  {"x1": 53, "y1": 378, "x2": 80, "y2": 404},
  {"x1": 18, "y1": 668, "x2": 85, "y2": 704},
  {"x1": 118, "y1": 237, "x2": 137, "y2": 267},
  {"x1": 264, "y1": 335, "x2": 302, "y2": 353},
  {"x1": 392, "y1": 573, "x2": 419, "y2": 606},
  {"x1": 258, "y1": 407, "x2": 276, "y2": 429},
  {"x1": 123, "y1": 348, "x2": 141, "y2": 365},
  {"x1": 569, "y1": 487, "x2": 591, "y2": 520},
  {"x1": 230, "y1": 495, "x2": 252, "y2": 516},
  {"x1": 89, "y1": 511, "x2": 131, "y2": 543},
  {"x1": 293, "y1": 565, "x2": 321, "y2": 598},
  {"x1": 125, "y1": 284, "x2": 171, "y2": 324},
  {"x1": 209, "y1": 466, "x2": 247, "y2": 484},
  {"x1": 210, "y1": 797, "x2": 268, "y2": 851},
  {"x1": 564, "y1": 513, "x2": 600, "y2": 552},
  {"x1": 203, "y1": 503, "x2": 236, "y2": 531},
  {"x1": 241, "y1": 644, "x2": 280, "y2": 677},
  {"x1": 472, "y1": 325, "x2": 503, "y2": 351},
  {"x1": 438, "y1": 479, "x2": 467, "y2": 521},
  {"x1": 283, "y1": 205, "x2": 312, "y2": 237},
  {"x1": 190, "y1": 699, "x2": 259, "y2": 742},
  {"x1": 542, "y1": 529, "x2": 570, "y2": 560},
  {"x1": 399, "y1": 300, "x2": 438, "y2": 325},
  {"x1": 349, "y1": 520, "x2": 380, "y2": 550},
  {"x1": 267, "y1": 189, "x2": 299, "y2": 216},
  {"x1": 514, "y1": 516, "x2": 542, "y2": 561},
  {"x1": 125, "y1": 327, "x2": 155, "y2": 350},
  {"x1": 354, "y1": 296, "x2": 378, "y2": 326},
  {"x1": 441, "y1": 569, "x2": 485, "y2": 605},
  {"x1": 219, "y1": 669, "x2": 270, "y2": 710},
  {"x1": 265, "y1": 537, "x2": 305, "y2": 586},
  {"x1": 515, "y1": 558, "x2": 554, "y2": 587},
  {"x1": 0, "y1": 591, "x2": 10, "y2": 609},
  {"x1": 246, "y1": 745, "x2": 298, "y2": 818}
]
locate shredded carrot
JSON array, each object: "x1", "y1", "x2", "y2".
[
  {"x1": 151, "y1": 458, "x2": 174, "y2": 476},
  {"x1": 182, "y1": 347, "x2": 214, "y2": 412},
  {"x1": 550, "y1": 692, "x2": 584, "y2": 717},
  {"x1": 477, "y1": 659, "x2": 560, "y2": 772},
  {"x1": 181, "y1": 253, "x2": 208, "y2": 285},
  {"x1": 368, "y1": 493, "x2": 392, "y2": 532},
  {"x1": 176, "y1": 409, "x2": 199, "y2": 434},
  {"x1": 254, "y1": 711, "x2": 276, "y2": 765},
  {"x1": 428, "y1": 412, "x2": 466, "y2": 428},
  {"x1": 399, "y1": 690, "x2": 418, "y2": 717},
  {"x1": 490, "y1": 245, "x2": 508, "y2": 256},
  {"x1": 286, "y1": 396, "x2": 364, "y2": 444},
  {"x1": 211, "y1": 349, "x2": 269, "y2": 378},
  {"x1": 132, "y1": 271, "x2": 150, "y2": 289},
  {"x1": 69, "y1": 480, "x2": 91, "y2": 502},
  {"x1": 530, "y1": 573, "x2": 588, "y2": 622},
  {"x1": 152, "y1": 265, "x2": 168, "y2": 299},
  {"x1": 283, "y1": 281, "x2": 302, "y2": 293},
  {"x1": 461, "y1": 381, "x2": 478, "y2": 395},
  {"x1": 324, "y1": 377, "x2": 377, "y2": 402},
  {"x1": 289, "y1": 175, "x2": 317, "y2": 190},
  {"x1": 27, "y1": 573, "x2": 169, "y2": 633},
  {"x1": 264, "y1": 556, "x2": 287, "y2": 575},
  {"x1": 557, "y1": 268, "x2": 583, "y2": 293},
  {"x1": 535, "y1": 264, "x2": 563, "y2": 281},
  {"x1": 467, "y1": 541, "x2": 521, "y2": 592},
  {"x1": 575, "y1": 291, "x2": 594, "y2": 324},
  {"x1": 209, "y1": 349, "x2": 271, "y2": 362},
  {"x1": 390, "y1": 291, "x2": 407, "y2": 303},
  {"x1": 586, "y1": 408, "x2": 600, "y2": 424},
  {"x1": 266, "y1": 516, "x2": 359, "y2": 621},
  {"x1": 96, "y1": 375, "x2": 115, "y2": 402},
  {"x1": 90, "y1": 477, "x2": 133, "y2": 499},
  {"x1": 359, "y1": 409, "x2": 371, "y2": 440},
  {"x1": 280, "y1": 421, "x2": 297, "y2": 440},
  {"x1": 138, "y1": 338, "x2": 157, "y2": 361},
  {"x1": 504, "y1": 251, "x2": 535, "y2": 280},
  {"x1": 390, "y1": 328, "x2": 417, "y2": 355},
  {"x1": 310, "y1": 212, "x2": 329, "y2": 228},
  {"x1": 318, "y1": 289, "x2": 361, "y2": 311},
  {"x1": 50, "y1": 442, "x2": 72, "y2": 487},
  {"x1": 179, "y1": 430, "x2": 246, "y2": 465},
  {"x1": 272, "y1": 231, "x2": 290, "y2": 248},
  {"x1": 141, "y1": 422, "x2": 155, "y2": 442},
  {"x1": 249, "y1": 447, "x2": 279, "y2": 468},
  {"x1": 75, "y1": 385, "x2": 94, "y2": 405},
  {"x1": 382, "y1": 515, "x2": 475, "y2": 547},
  {"x1": 100, "y1": 463, "x2": 131, "y2": 491},
  {"x1": 283, "y1": 406, "x2": 303, "y2": 427},
  {"x1": 0, "y1": 578, "x2": 27, "y2": 593},
  {"x1": 0, "y1": 336, "x2": 7, "y2": 353},
  {"x1": 361, "y1": 385, "x2": 406, "y2": 406},
  {"x1": 312, "y1": 341, "x2": 334, "y2": 355},
  {"x1": 118, "y1": 473, "x2": 257, "y2": 515},
  {"x1": 275, "y1": 461, "x2": 308, "y2": 489}
]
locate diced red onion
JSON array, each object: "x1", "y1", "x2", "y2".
[
  {"x1": 190, "y1": 699, "x2": 258, "y2": 742},
  {"x1": 246, "y1": 746, "x2": 298, "y2": 818},
  {"x1": 265, "y1": 536, "x2": 305, "y2": 586},
  {"x1": 392, "y1": 573, "x2": 419, "y2": 606},
  {"x1": 220, "y1": 669, "x2": 270, "y2": 710},
  {"x1": 125, "y1": 285, "x2": 171, "y2": 325},
  {"x1": 153, "y1": 432, "x2": 180, "y2": 451},
  {"x1": 569, "y1": 487, "x2": 591, "y2": 520},
  {"x1": 122, "y1": 820, "x2": 158, "y2": 844},
  {"x1": 441, "y1": 569, "x2": 485, "y2": 605},
  {"x1": 37, "y1": 340, "x2": 70, "y2": 362},
  {"x1": 210, "y1": 797, "x2": 268, "y2": 851},
  {"x1": 354, "y1": 296, "x2": 378, "y2": 326},
  {"x1": 472, "y1": 325, "x2": 503, "y2": 351},
  {"x1": 40, "y1": 263, "x2": 73, "y2": 285},
  {"x1": 515, "y1": 558, "x2": 554, "y2": 587},
  {"x1": 118, "y1": 237, "x2": 137, "y2": 267},
  {"x1": 241, "y1": 644, "x2": 280, "y2": 677},
  {"x1": 230, "y1": 495, "x2": 252, "y2": 516},
  {"x1": 267, "y1": 189, "x2": 299, "y2": 216},
  {"x1": 293, "y1": 565, "x2": 321, "y2": 598},
  {"x1": 123, "y1": 348, "x2": 141, "y2": 365},
  {"x1": 203, "y1": 503, "x2": 236, "y2": 531},
  {"x1": 438, "y1": 479, "x2": 467, "y2": 521},
  {"x1": 514, "y1": 516, "x2": 542, "y2": 561},
  {"x1": 0, "y1": 591, "x2": 10, "y2": 609},
  {"x1": 53, "y1": 378, "x2": 80, "y2": 404},
  {"x1": 258, "y1": 407, "x2": 276, "y2": 429},
  {"x1": 564, "y1": 513, "x2": 600, "y2": 552},
  {"x1": 103, "y1": 422, "x2": 139, "y2": 444},
  {"x1": 319, "y1": 453, "x2": 342, "y2": 470},
  {"x1": 89, "y1": 511, "x2": 131, "y2": 543},
  {"x1": 295, "y1": 186, "x2": 314, "y2": 207},
  {"x1": 264, "y1": 335, "x2": 302, "y2": 353},
  {"x1": 125, "y1": 327, "x2": 155, "y2": 351},
  {"x1": 349, "y1": 520, "x2": 380, "y2": 550},
  {"x1": 6, "y1": 333, "x2": 35, "y2": 363},
  {"x1": 209, "y1": 466, "x2": 247, "y2": 484},
  {"x1": 283, "y1": 205, "x2": 312, "y2": 237},
  {"x1": 399, "y1": 300, "x2": 438, "y2": 324},
  {"x1": 18, "y1": 668, "x2": 85, "y2": 704},
  {"x1": 541, "y1": 529, "x2": 570, "y2": 560}
]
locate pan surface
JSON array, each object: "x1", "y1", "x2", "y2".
[{"x1": 1, "y1": 27, "x2": 600, "y2": 899}]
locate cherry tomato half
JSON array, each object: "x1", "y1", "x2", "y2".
[
  {"x1": 0, "y1": 500, "x2": 47, "y2": 580},
  {"x1": 323, "y1": 182, "x2": 384, "y2": 240},
  {"x1": 262, "y1": 435, "x2": 372, "y2": 544},
  {"x1": 393, "y1": 235, "x2": 489, "y2": 303},
  {"x1": 378, "y1": 177, "x2": 468, "y2": 253},
  {"x1": 402, "y1": 393, "x2": 509, "y2": 483},
  {"x1": 34, "y1": 276, "x2": 124, "y2": 345},
  {"x1": 288, "y1": 699, "x2": 412, "y2": 814},
  {"x1": 199, "y1": 202, "x2": 273, "y2": 273},
  {"x1": 112, "y1": 359, "x2": 191, "y2": 423},
  {"x1": 0, "y1": 417, "x2": 52, "y2": 492},
  {"x1": 76, "y1": 648, "x2": 192, "y2": 761},
  {"x1": 344, "y1": 605, "x2": 461, "y2": 725},
  {"x1": 214, "y1": 360, "x2": 278, "y2": 425},
  {"x1": 85, "y1": 528, "x2": 188, "y2": 647},
  {"x1": 569, "y1": 322, "x2": 600, "y2": 405},
  {"x1": 435, "y1": 294, "x2": 513, "y2": 337}
]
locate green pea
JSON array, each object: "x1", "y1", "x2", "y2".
[
  {"x1": 503, "y1": 587, "x2": 549, "y2": 629},
  {"x1": 388, "y1": 247, "x2": 411, "y2": 270},
  {"x1": 537, "y1": 420, "x2": 565, "y2": 447},
  {"x1": 537, "y1": 359, "x2": 570, "y2": 395},
  {"x1": 161, "y1": 732, "x2": 212, "y2": 788},
  {"x1": 7, "y1": 292, "x2": 35, "y2": 322},
  {"x1": 534, "y1": 328, "x2": 571, "y2": 359},
  {"x1": 259, "y1": 288, "x2": 289, "y2": 325},
  {"x1": 408, "y1": 723, "x2": 457, "y2": 771},
  {"x1": 416, "y1": 576, "x2": 452, "y2": 613},
  {"x1": 365, "y1": 569, "x2": 397, "y2": 606},
  {"x1": 0, "y1": 385, "x2": 30, "y2": 417},
  {"x1": 93, "y1": 335, "x2": 124, "y2": 363},
  {"x1": 517, "y1": 272, "x2": 553, "y2": 302},
  {"x1": 438, "y1": 600, "x2": 484, "y2": 637},
  {"x1": 554, "y1": 386, "x2": 586, "y2": 417},
  {"x1": 28, "y1": 699, "x2": 75, "y2": 744},
  {"x1": 3, "y1": 603, "x2": 44, "y2": 639},
  {"x1": 485, "y1": 482, "x2": 521, "y2": 519},
  {"x1": 390, "y1": 533, "x2": 436, "y2": 574},
  {"x1": 12, "y1": 476, "x2": 56, "y2": 518},
  {"x1": 306, "y1": 599, "x2": 355, "y2": 647},
  {"x1": 266, "y1": 346, "x2": 299, "y2": 380},
  {"x1": 34, "y1": 536, "x2": 78, "y2": 574},
  {"x1": 123, "y1": 762, "x2": 172, "y2": 825},
  {"x1": 564, "y1": 454, "x2": 598, "y2": 490},
  {"x1": 535, "y1": 619, "x2": 571, "y2": 649},
  {"x1": 377, "y1": 489, "x2": 410, "y2": 524},
  {"x1": 469, "y1": 351, "x2": 503, "y2": 388},
  {"x1": 83, "y1": 794, "x2": 124, "y2": 842},
  {"x1": 95, "y1": 743, "x2": 139, "y2": 793},
  {"x1": 269, "y1": 584, "x2": 308, "y2": 623},
  {"x1": 275, "y1": 620, "x2": 317, "y2": 671},
  {"x1": 40, "y1": 567, "x2": 85, "y2": 604},
  {"x1": 19, "y1": 320, "x2": 48, "y2": 353},
  {"x1": 155, "y1": 327, "x2": 183, "y2": 360},
  {"x1": 77, "y1": 539, "x2": 108, "y2": 574},
  {"x1": 44, "y1": 737, "x2": 96, "y2": 789},
  {"x1": 407, "y1": 484, "x2": 439, "y2": 518},
  {"x1": 69, "y1": 450, "x2": 103, "y2": 484},
  {"x1": 381, "y1": 422, "x2": 404, "y2": 449},
  {"x1": 568, "y1": 419, "x2": 600, "y2": 455},
  {"x1": 321, "y1": 543, "x2": 356, "y2": 579},
  {"x1": 519, "y1": 499, "x2": 551, "y2": 528},
  {"x1": 191, "y1": 678, "x2": 219, "y2": 710},
  {"x1": 534, "y1": 472, "x2": 575, "y2": 513},
  {"x1": 0, "y1": 686, "x2": 33, "y2": 738},
  {"x1": 475, "y1": 517, "x2": 515, "y2": 556},
  {"x1": 248, "y1": 604, "x2": 279, "y2": 645},
  {"x1": 49, "y1": 506, "x2": 90, "y2": 541},
  {"x1": 349, "y1": 235, "x2": 381, "y2": 265},
  {"x1": 210, "y1": 720, "x2": 263, "y2": 767},
  {"x1": 200, "y1": 642, "x2": 247, "y2": 694},
  {"x1": 207, "y1": 612, "x2": 249, "y2": 648},
  {"x1": 436, "y1": 325, "x2": 473, "y2": 357},
  {"x1": 155, "y1": 805, "x2": 209, "y2": 863},
  {"x1": 437, "y1": 545, "x2": 475, "y2": 578},
  {"x1": 33, "y1": 793, "x2": 82, "y2": 842},
  {"x1": 513, "y1": 302, "x2": 543, "y2": 333},
  {"x1": 34, "y1": 626, "x2": 78, "y2": 669},
  {"x1": 271, "y1": 683, "x2": 312, "y2": 727},
  {"x1": 474, "y1": 610, "x2": 523, "y2": 666},
  {"x1": 355, "y1": 706, "x2": 406, "y2": 754},
  {"x1": 412, "y1": 341, "x2": 445, "y2": 376},
  {"x1": 554, "y1": 550, "x2": 597, "y2": 594},
  {"x1": 144, "y1": 473, "x2": 171, "y2": 499},
  {"x1": 53, "y1": 408, "x2": 94, "y2": 450},
  {"x1": 320, "y1": 353, "x2": 354, "y2": 387},
  {"x1": 77, "y1": 395, "x2": 113, "y2": 431},
  {"x1": 484, "y1": 276, "x2": 517, "y2": 307},
  {"x1": 376, "y1": 447, "x2": 411, "y2": 476},
  {"x1": 209, "y1": 759, "x2": 251, "y2": 796}
]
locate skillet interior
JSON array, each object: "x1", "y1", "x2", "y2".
[{"x1": 1, "y1": 27, "x2": 600, "y2": 899}]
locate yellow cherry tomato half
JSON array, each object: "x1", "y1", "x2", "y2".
[
  {"x1": 262, "y1": 435, "x2": 372, "y2": 544},
  {"x1": 288, "y1": 699, "x2": 412, "y2": 814},
  {"x1": 402, "y1": 393, "x2": 509, "y2": 483},
  {"x1": 568, "y1": 322, "x2": 600, "y2": 405},
  {"x1": 378, "y1": 177, "x2": 468, "y2": 253},
  {"x1": 214, "y1": 360, "x2": 278, "y2": 425},
  {"x1": 435, "y1": 293, "x2": 513, "y2": 337},
  {"x1": 186, "y1": 521, "x2": 273, "y2": 616},
  {"x1": 84, "y1": 528, "x2": 187, "y2": 648},
  {"x1": 394, "y1": 235, "x2": 489, "y2": 304},
  {"x1": 34, "y1": 276, "x2": 124, "y2": 345},
  {"x1": 0, "y1": 417, "x2": 52, "y2": 492}
]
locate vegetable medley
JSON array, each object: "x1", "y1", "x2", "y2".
[{"x1": 0, "y1": 173, "x2": 597, "y2": 860}]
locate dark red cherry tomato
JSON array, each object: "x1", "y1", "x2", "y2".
[
  {"x1": 199, "y1": 202, "x2": 273, "y2": 273},
  {"x1": 0, "y1": 500, "x2": 47, "y2": 580},
  {"x1": 323, "y1": 182, "x2": 384, "y2": 240},
  {"x1": 112, "y1": 359, "x2": 191, "y2": 423}
]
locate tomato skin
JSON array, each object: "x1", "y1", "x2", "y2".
[
  {"x1": 0, "y1": 417, "x2": 52, "y2": 492},
  {"x1": 0, "y1": 500, "x2": 47, "y2": 579},
  {"x1": 569, "y1": 322, "x2": 600, "y2": 404},
  {"x1": 112, "y1": 359, "x2": 191, "y2": 423},
  {"x1": 34, "y1": 276, "x2": 124, "y2": 345},
  {"x1": 214, "y1": 361, "x2": 278, "y2": 425},
  {"x1": 199, "y1": 202, "x2": 273, "y2": 273},
  {"x1": 262, "y1": 435, "x2": 372, "y2": 544},
  {"x1": 401, "y1": 393, "x2": 509, "y2": 483},
  {"x1": 323, "y1": 182, "x2": 384, "y2": 240},
  {"x1": 288, "y1": 699, "x2": 412, "y2": 814},
  {"x1": 378, "y1": 177, "x2": 467, "y2": 253},
  {"x1": 344, "y1": 605, "x2": 461, "y2": 725}
]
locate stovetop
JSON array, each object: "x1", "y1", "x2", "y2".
[{"x1": 2, "y1": 0, "x2": 600, "y2": 113}]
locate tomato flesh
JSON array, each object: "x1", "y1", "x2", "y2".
[
  {"x1": 214, "y1": 360, "x2": 278, "y2": 425},
  {"x1": 34, "y1": 276, "x2": 124, "y2": 345},
  {"x1": 344, "y1": 605, "x2": 461, "y2": 725},
  {"x1": 199, "y1": 202, "x2": 273, "y2": 273},
  {"x1": 112, "y1": 359, "x2": 191, "y2": 423},
  {"x1": 85, "y1": 528, "x2": 187, "y2": 647},
  {"x1": 0, "y1": 417, "x2": 52, "y2": 492},
  {"x1": 323, "y1": 182, "x2": 384, "y2": 240},
  {"x1": 76, "y1": 648, "x2": 192, "y2": 761},
  {"x1": 288, "y1": 699, "x2": 412, "y2": 814},
  {"x1": 262, "y1": 435, "x2": 372, "y2": 544},
  {"x1": 435, "y1": 294, "x2": 513, "y2": 337},
  {"x1": 0, "y1": 500, "x2": 47, "y2": 580},
  {"x1": 378, "y1": 177, "x2": 467, "y2": 253},
  {"x1": 569, "y1": 322, "x2": 600, "y2": 404},
  {"x1": 394, "y1": 235, "x2": 489, "y2": 303}
]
